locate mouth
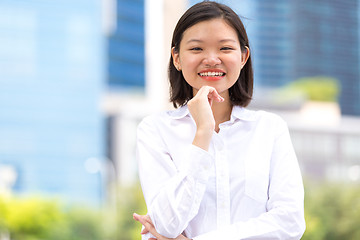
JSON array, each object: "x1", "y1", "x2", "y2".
[
  {"x1": 198, "y1": 71, "x2": 226, "y2": 77},
  {"x1": 198, "y1": 70, "x2": 226, "y2": 81}
]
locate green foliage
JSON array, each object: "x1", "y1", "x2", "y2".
[
  {"x1": 115, "y1": 183, "x2": 147, "y2": 240},
  {"x1": 1, "y1": 197, "x2": 64, "y2": 240},
  {"x1": 63, "y1": 207, "x2": 103, "y2": 240},
  {"x1": 6, "y1": 182, "x2": 360, "y2": 240},
  {"x1": 0, "y1": 196, "x2": 105, "y2": 240},
  {"x1": 0, "y1": 197, "x2": 8, "y2": 233},
  {"x1": 0, "y1": 183, "x2": 147, "y2": 240},
  {"x1": 284, "y1": 76, "x2": 340, "y2": 102},
  {"x1": 302, "y1": 182, "x2": 360, "y2": 240}
]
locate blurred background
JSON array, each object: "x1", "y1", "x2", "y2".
[{"x1": 0, "y1": 0, "x2": 359, "y2": 239}]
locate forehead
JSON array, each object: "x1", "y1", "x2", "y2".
[{"x1": 181, "y1": 18, "x2": 239, "y2": 43}]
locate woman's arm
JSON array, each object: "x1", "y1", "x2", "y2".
[
  {"x1": 188, "y1": 86, "x2": 224, "y2": 151},
  {"x1": 137, "y1": 86, "x2": 224, "y2": 238},
  {"x1": 137, "y1": 119, "x2": 212, "y2": 238}
]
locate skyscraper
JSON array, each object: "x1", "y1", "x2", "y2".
[
  {"x1": 0, "y1": 0, "x2": 105, "y2": 205},
  {"x1": 108, "y1": 0, "x2": 145, "y2": 88},
  {"x1": 292, "y1": 0, "x2": 360, "y2": 116}
]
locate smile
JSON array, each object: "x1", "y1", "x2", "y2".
[{"x1": 198, "y1": 72, "x2": 225, "y2": 77}]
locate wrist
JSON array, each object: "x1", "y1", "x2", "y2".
[
  {"x1": 195, "y1": 127, "x2": 214, "y2": 139},
  {"x1": 192, "y1": 128, "x2": 213, "y2": 151}
]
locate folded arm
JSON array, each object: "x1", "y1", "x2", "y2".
[{"x1": 136, "y1": 117, "x2": 213, "y2": 238}]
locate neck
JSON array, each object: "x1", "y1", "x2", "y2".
[{"x1": 212, "y1": 97, "x2": 232, "y2": 132}]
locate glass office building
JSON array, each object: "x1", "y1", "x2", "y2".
[
  {"x1": 292, "y1": 0, "x2": 360, "y2": 115},
  {"x1": 0, "y1": 0, "x2": 105, "y2": 205},
  {"x1": 108, "y1": 0, "x2": 145, "y2": 88}
]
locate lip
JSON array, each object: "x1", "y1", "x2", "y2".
[{"x1": 198, "y1": 69, "x2": 226, "y2": 81}]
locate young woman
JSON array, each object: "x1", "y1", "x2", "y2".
[{"x1": 133, "y1": 1, "x2": 305, "y2": 240}]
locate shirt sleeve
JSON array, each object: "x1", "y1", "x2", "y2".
[
  {"x1": 193, "y1": 118, "x2": 306, "y2": 240},
  {"x1": 136, "y1": 116, "x2": 214, "y2": 238}
]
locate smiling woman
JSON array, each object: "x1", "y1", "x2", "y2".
[
  {"x1": 133, "y1": 1, "x2": 305, "y2": 240},
  {"x1": 168, "y1": 1, "x2": 253, "y2": 109}
]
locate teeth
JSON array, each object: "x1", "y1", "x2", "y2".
[{"x1": 199, "y1": 72, "x2": 224, "y2": 77}]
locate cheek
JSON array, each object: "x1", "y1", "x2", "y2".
[
  {"x1": 227, "y1": 56, "x2": 242, "y2": 74},
  {"x1": 181, "y1": 55, "x2": 198, "y2": 70},
  {"x1": 182, "y1": 70, "x2": 198, "y2": 88},
  {"x1": 180, "y1": 58, "x2": 200, "y2": 80}
]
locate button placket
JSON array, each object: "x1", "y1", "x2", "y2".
[{"x1": 214, "y1": 135, "x2": 231, "y2": 227}]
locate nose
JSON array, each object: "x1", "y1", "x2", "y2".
[{"x1": 202, "y1": 51, "x2": 221, "y2": 66}]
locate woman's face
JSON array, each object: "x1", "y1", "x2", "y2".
[{"x1": 172, "y1": 18, "x2": 249, "y2": 98}]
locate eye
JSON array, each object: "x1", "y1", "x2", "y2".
[
  {"x1": 190, "y1": 47, "x2": 202, "y2": 51},
  {"x1": 221, "y1": 47, "x2": 234, "y2": 51}
]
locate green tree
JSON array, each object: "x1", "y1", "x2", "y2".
[
  {"x1": 285, "y1": 76, "x2": 340, "y2": 102},
  {"x1": 302, "y1": 182, "x2": 360, "y2": 240}
]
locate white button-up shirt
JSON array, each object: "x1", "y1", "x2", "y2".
[{"x1": 136, "y1": 105, "x2": 305, "y2": 240}]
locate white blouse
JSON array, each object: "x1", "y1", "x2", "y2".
[{"x1": 136, "y1": 105, "x2": 305, "y2": 240}]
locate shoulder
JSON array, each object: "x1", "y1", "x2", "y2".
[
  {"x1": 241, "y1": 108, "x2": 289, "y2": 135},
  {"x1": 137, "y1": 106, "x2": 188, "y2": 131},
  {"x1": 138, "y1": 111, "x2": 168, "y2": 130},
  {"x1": 136, "y1": 110, "x2": 170, "y2": 142},
  {"x1": 240, "y1": 107, "x2": 286, "y2": 125},
  {"x1": 256, "y1": 110, "x2": 286, "y2": 124}
]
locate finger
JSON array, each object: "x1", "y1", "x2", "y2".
[
  {"x1": 142, "y1": 220, "x2": 163, "y2": 239},
  {"x1": 144, "y1": 215, "x2": 154, "y2": 225},
  {"x1": 208, "y1": 88, "x2": 224, "y2": 102},
  {"x1": 141, "y1": 227, "x2": 149, "y2": 234},
  {"x1": 139, "y1": 218, "x2": 166, "y2": 240},
  {"x1": 208, "y1": 96, "x2": 213, "y2": 106},
  {"x1": 133, "y1": 214, "x2": 162, "y2": 238},
  {"x1": 200, "y1": 86, "x2": 223, "y2": 103},
  {"x1": 133, "y1": 213, "x2": 140, "y2": 221},
  {"x1": 133, "y1": 213, "x2": 150, "y2": 226},
  {"x1": 133, "y1": 213, "x2": 148, "y2": 234},
  {"x1": 210, "y1": 92, "x2": 223, "y2": 102}
]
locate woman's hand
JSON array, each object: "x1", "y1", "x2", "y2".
[
  {"x1": 188, "y1": 86, "x2": 224, "y2": 131},
  {"x1": 133, "y1": 213, "x2": 191, "y2": 240},
  {"x1": 187, "y1": 86, "x2": 224, "y2": 151}
]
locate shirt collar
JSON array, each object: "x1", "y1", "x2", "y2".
[
  {"x1": 168, "y1": 105, "x2": 191, "y2": 119},
  {"x1": 169, "y1": 105, "x2": 257, "y2": 122},
  {"x1": 230, "y1": 105, "x2": 258, "y2": 122}
]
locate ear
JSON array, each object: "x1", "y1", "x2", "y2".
[
  {"x1": 171, "y1": 47, "x2": 181, "y2": 71},
  {"x1": 241, "y1": 46, "x2": 250, "y2": 68}
]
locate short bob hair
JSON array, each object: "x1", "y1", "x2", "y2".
[{"x1": 169, "y1": 1, "x2": 253, "y2": 108}]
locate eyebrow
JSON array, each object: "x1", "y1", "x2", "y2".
[{"x1": 186, "y1": 38, "x2": 237, "y2": 44}]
